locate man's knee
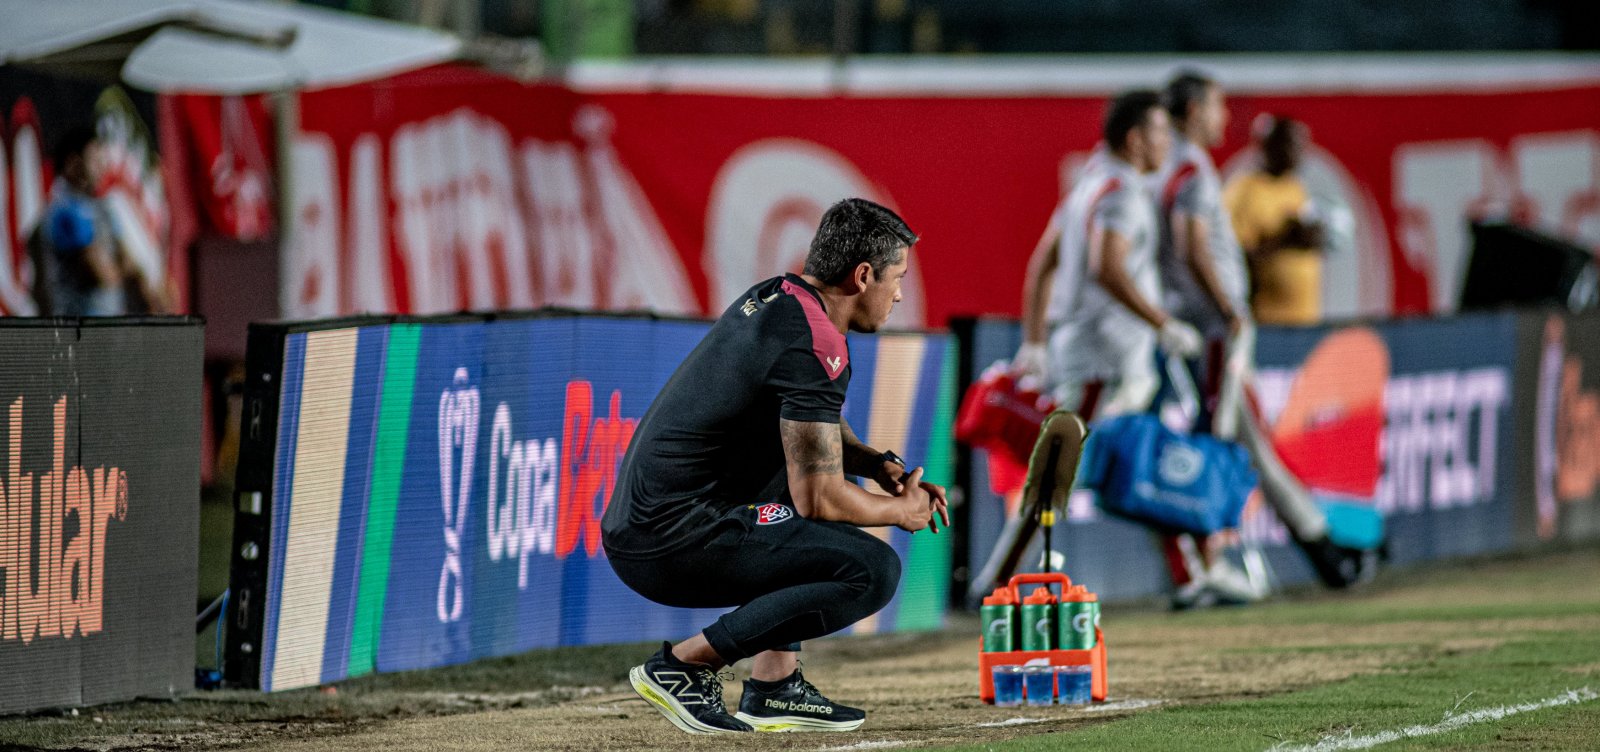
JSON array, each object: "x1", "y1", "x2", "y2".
[{"x1": 855, "y1": 537, "x2": 902, "y2": 612}]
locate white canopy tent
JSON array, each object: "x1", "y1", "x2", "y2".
[{"x1": 0, "y1": 0, "x2": 460, "y2": 95}]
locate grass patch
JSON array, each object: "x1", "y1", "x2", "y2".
[
  {"x1": 1218, "y1": 643, "x2": 1418, "y2": 656},
  {"x1": 1162, "y1": 600, "x2": 1600, "y2": 629},
  {"x1": 1379, "y1": 696, "x2": 1600, "y2": 750},
  {"x1": 931, "y1": 630, "x2": 1600, "y2": 751}
]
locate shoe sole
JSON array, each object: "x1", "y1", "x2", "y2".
[
  {"x1": 629, "y1": 666, "x2": 747, "y2": 735},
  {"x1": 1027, "y1": 411, "x2": 1088, "y2": 507},
  {"x1": 734, "y1": 711, "x2": 865, "y2": 732}
]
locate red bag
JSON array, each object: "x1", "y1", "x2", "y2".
[{"x1": 956, "y1": 364, "x2": 1058, "y2": 486}]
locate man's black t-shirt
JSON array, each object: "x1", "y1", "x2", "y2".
[{"x1": 602, "y1": 274, "x2": 851, "y2": 558}]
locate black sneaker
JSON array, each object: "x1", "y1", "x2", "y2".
[
  {"x1": 628, "y1": 642, "x2": 752, "y2": 734},
  {"x1": 1297, "y1": 535, "x2": 1380, "y2": 589},
  {"x1": 735, "y1": 668, "x2": 866, "y2": 732}
]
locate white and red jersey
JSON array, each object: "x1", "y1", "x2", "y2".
[
  {"x1": 1153, "y1": 135, "x2": 1249, "y2": 335},
  {"x1": 1044, "y1": 152, "x2": 1159, "y2": 385}
]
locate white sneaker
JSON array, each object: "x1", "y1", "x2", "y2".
[
  {"x1": 1170, "y1": 578, "x2": 1215, "y2": 611},
  {"x1": 1204, "y1": 559, "x2": 1264, "y2": 605}
]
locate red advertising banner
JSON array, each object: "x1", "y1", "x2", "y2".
[
  {"x1": 165, "y1": 93, "x2": 275, "y2": 242},
  {"x1": 291, "y1": 62, "x2": 1600, "y2": 327}
]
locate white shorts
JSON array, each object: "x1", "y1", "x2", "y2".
[{"x1": 1045, "y1": 320, "x2": 1157, "y2": 419}]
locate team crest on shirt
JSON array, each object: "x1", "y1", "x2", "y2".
[{"x1": 756, "y1": 503, "x2": 793, "y2": 525}]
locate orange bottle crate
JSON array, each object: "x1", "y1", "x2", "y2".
[{"x1": 977, "y1": 572, "x2": 1108, "y2": 704}]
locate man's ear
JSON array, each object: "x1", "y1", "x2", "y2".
[{"x1": 847, "y1": 262, "x2": 873, "y2": 293}]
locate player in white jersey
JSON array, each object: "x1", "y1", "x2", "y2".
[
  {"x1": 979, "y1": 91, "x2": 1202, "y2": 593},
  {"x1": 1152, "y1": 71, "x2": 1259, "y2": 606},
  {"x1": 1015, "y1": 90, "x2": 1202, "y2": 417},
  {"x1": 1155, "y1": 72, "x2": 1249, "y2": 342},
  {"x1": 1154, "y1": 72, "x2": 1375, "y2": 599}
]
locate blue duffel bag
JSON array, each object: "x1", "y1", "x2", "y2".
[{"x1": 1078, "y1": 411, "x2": 1258, "y2": 536}]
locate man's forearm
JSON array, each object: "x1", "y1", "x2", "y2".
[
  {"x1": 810, "y1": 474, "x2": 909, "y2": 527},
  {"x1": 1095, "y1": 229, "x2": 1167, "y2": 329},
  {"x1": 782, "y1": 417, "x2": 925, "y2": 531},
  {"x1": 85, "y1": 241, "x2": 121, "y2": 287},
  {"x1": 840, "y1": 419, "x2": 882, "y2": 478},
  {"x1": 1180, "y1": 215, "x2": 1239, "y2": 323},
  {"x1": 1021, "y1": 232, "x2": 1061, "y2": 344},
  {"x1": 1098, "y1": 261, "x2": 1167, "y2": 330}
]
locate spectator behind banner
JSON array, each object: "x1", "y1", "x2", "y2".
[
  {"x1": 1223, "y1": 115, "x2": 1325, "y2": 325},
  {"x1": 31, "y1": 124, "x2": 171, "y2": 317},
  {"x1": 32, "y1": 125, "x2": 126, "y2": 316}
]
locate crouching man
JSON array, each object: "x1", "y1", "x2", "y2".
[{"x1": 602, "y1": 198, "x2": 950, "y2": 734}]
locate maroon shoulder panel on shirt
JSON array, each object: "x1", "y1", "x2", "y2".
[
  {"x1": 780, "y1": 278, "x2": 849, "y2": 381},
  {"x1": 1084, "y1": 176, "x2": 1123, "y2": 239},
  {"x1": 1162, "y1": 162, "x2": 1199, "y2": 214}
]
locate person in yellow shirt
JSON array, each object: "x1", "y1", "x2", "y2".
[{"x1": 1224, "y1": 115, "x2": 1325, "y2": 325}]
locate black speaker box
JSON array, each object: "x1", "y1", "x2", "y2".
[{"x1": 1460, "y1": 221, "x2": 1597, "y2": 311}]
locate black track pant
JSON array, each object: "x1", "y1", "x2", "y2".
[{"x1": 607, "y1": 503, "x2": 902, "y2": 663}]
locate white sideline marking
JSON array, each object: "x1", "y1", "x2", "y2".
[
  {"x1": 975, "y1": 717, "x2": 1048, "y2": 727},
  {"x1": 1083, "y1": 698, "x2": 1164, "y2": 713},
  {"x1": 413, "y1": 685, "x2": 613, "y2": 708},
  {"x1": 1267, "y1": 687, "x2": 1598, "y2": 751},
  {"x1": 816, "y1": 741, "x2": 908, "y2": 751},
  {"x1": 967, "y1": 699, "x2": 1163, "y2": 729}
]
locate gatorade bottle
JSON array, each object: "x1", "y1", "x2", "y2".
[
  {"x1": 1019, "y1": 587, "x2": 1056, "y2": 651},
  {"x1": 1057, "y1": 584, "x2": 1100, "y2": 650},
  {"x1": 980, "y1": 587, "x2": 1017, "y2": 653}
]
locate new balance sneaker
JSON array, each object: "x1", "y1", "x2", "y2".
[
  {"x1": 735, "y1": 668, "x2": 866, "y2": 732},
  {"x1": 628, "y1": 642, "x2": 752, "y2": 734}
]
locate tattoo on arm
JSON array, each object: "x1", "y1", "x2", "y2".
[
  {"x1": 839, "y1": 419, "x2": 881, "y2": 477},
  {"x1": 780, "y1": 419, "x2": 844, "y2": 476}
]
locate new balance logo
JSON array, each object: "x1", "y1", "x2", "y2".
[
  {"x1": 741, "y1": 299, "x2": 758, "y2": 316},
  {"x1": 825, "y1": 356, "x2": 842, "y2": 374},
  {"x1": 764, "y1": 698, "x2": 833, "y2": 715},
  {"x1": 654, "y1": 671, "x2": 706, "y2": 705}
]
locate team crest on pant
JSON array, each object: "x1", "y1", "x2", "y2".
[{"x1": 756, "y1": 503, "x2": 793, "y2": 525}]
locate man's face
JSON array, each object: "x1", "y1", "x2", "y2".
[
  {"x1": 65, "y1": 141, "x2": 102, "y2": 192},
  {"x1": 850, "y1": 252, "x2": 908, "y2": 333},
  {"x1": 1135, "y1": 108, "x2": 1173, "y2": 173},
  {"x1": 1198, "y1": 85, "x2": 1229, "y2": 147}
]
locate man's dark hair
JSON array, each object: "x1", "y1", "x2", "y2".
[
  {"x1": 803, "y1": 198, "x2": 918, "y2": 285},
  {"x1": 1103, "y1": 89, "x2": 1163, "y2": 151},
  {"x1": 1163, "y1": 70, "x2": 1215, "y2": 124},
  {"x1": 52, "y1": 124, "x2": 98, "y2": 174},
  {"x1": 1258, "y1": 113, "x2": 1301, "y2": 145}
]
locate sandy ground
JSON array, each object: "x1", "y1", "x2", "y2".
[
  {"x1": 234, "y1": 551, "x2": 1600, "y2": 752},
  {"x1": 235, "y1": 616, "x2": 1600, "y2": 752}
]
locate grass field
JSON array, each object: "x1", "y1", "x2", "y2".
[{"x1": 3, "y1": 546, "x2": 1598, "y2": 751}]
